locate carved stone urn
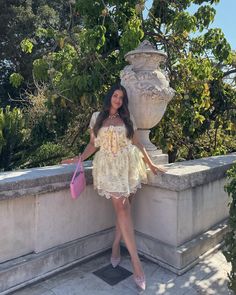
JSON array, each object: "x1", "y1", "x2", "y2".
[{"x1": 120, "y1": 40, "x2": 175, "y2": 164}]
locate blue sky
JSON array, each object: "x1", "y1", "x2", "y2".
[{"x1": 144, "y1": 0, "x2": 236, "y2": 50}]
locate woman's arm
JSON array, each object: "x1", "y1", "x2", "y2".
[
  {"x1": 80, "y1": 129, "x2": 98, "y2": 161},
  {"x1": 61, "y1": 129, "x2": 98, "y2": 164},
  {"x1": 132, "y1": 131, "x2": 167, "y2": 175}
]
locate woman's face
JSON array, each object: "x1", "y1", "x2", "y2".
[{"x1": 110, "y1": 89, "x2": 124, "y2": 110}]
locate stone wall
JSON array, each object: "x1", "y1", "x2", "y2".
[{"x1": 0, "y1": 153, "x2": 235, "y2": 294}]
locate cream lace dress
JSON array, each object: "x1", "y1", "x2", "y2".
[{"x1": 89, "y1": 112, "x2": 148, "y2": 201}]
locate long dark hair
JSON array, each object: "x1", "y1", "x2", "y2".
[{"x1": 93, "y1": 83, "x2": 134, "y2": 139}]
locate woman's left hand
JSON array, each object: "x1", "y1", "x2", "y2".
[{"x1": 149, "y1": 163, "x2": 167, "y2": 175}]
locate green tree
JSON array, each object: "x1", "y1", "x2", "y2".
[
  {"x1": 0, "y1": 106, "x2": 26, "y2": 171},
  {"x1": 2, "y1": 0, "x2": 236, "y2": 169},
  {"x1": 27, "y1": 0, "x2": 236, "y2": 163},
  {"x1": 13, "y1": 0, "x2": 145, "y2": 169},
  {"x1": 147, "y1": 0, "x2": 236, "y2": 161},
  {"x1": 223, "y1": 164, "x2": 236, "y2": 293},
  {"x1": 31, "y1": 0, "x2": 144, "y2": 105},
  {"x1": 0, "y1": 0, "x2": 74, "y2": 108}
]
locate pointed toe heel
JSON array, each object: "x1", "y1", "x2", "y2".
[
  {"x1": 110, "y1": 256, "x2": 121, "y2": 268},
  {"x1": 134, "y1": 274, "x2": 146, "y2": 291}
]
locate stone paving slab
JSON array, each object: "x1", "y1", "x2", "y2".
[{"x1": 10, "y1": 248, "x2": 233, "y2": 295}]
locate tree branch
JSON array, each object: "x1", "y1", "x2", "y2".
[{"x1": 223, "y1": 69, "x2": 236, "y2": 78}]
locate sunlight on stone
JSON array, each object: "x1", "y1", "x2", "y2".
[
  {"x1": 0, "y1": 171, "x2": 29, "y2": 180},
  {"x1": 166, "y1": 281, "x2": 175, "y2": 288},
  {"x1": 170, "y1": 164, "x2": 211, "y2": 174},
  {"x1": 157, "y1": 283, "x2": 167, "y2": 294},
  {"x1": 184, "y1": 280, "x2": 191, "y2": 286}
]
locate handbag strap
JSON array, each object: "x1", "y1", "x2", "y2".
[{"x1": 71, "y1": 156, "x2": 84, "y2": 182}]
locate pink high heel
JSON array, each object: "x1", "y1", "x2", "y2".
[
  {"x1": 133, "y1": 274, "x2": 146, "y2": 291},
  {"x1": 110, "y1": 256, "x2": 121, "y2": 268}
]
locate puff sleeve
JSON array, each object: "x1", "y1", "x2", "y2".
[
  {"x1": 89, "y1": 112, "x2": 99, "y2": 129},
  {"x1": 130, "y1": 113, "x2": 137, "y2": 131}
]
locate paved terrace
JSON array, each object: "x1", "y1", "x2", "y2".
[{"x1": 10, "y1": 247, "x2": 233, "y2": 295}]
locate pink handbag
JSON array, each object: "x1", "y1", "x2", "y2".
[{"x1": 70, "y1": 156, "x2": 86, "y2": 199}]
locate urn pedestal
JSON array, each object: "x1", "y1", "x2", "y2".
[{"x1": 120, "y1": 40, "x2": 175, "y2": 164}]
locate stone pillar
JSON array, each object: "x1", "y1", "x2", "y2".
[{"x1": 120, "y1": 40, "x2": 175, "y2": 164}]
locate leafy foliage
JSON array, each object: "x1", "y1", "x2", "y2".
[
  {"x1": 0, "y1": 0, "x2": 72, "y2": 108},
  {"x1": 20, "y1": 38, "x2": 34, "y2": 54},
  {"x1": 148, "y1": 0, "x2": 235, "y2": 161},
  {"x1": 28, "y1": 0, "x2": 144, "y2": 108},
  {"x1": 9, "y1": 73, "x2": 24, "y2": 88},
  {"x1": 223, "y1": 164, "x2": 236, "y2": 293},
  {"x1": 0, "y1": 106, "x2": 26, "y2": 171},
  {"x1": 25, "y1": 142, "x2": 68, "y2": 168},
  {"x1": 0, "y1": 0, "x2": 235, "y2": 170}
]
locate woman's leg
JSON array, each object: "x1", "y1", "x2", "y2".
[
  {"x1": 111, "y1": 194, "x2": 134, "y2": 257},
  {"x1": 111, "y1": 222, "x2": 121, "y2": 258},
  {"x1": 111, "y1": 196, "x2": 144, "y2": 277}
]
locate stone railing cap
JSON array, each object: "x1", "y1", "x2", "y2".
[
  {"x1": 0, "y1": 161, "x2": 93, "y2": 200},
  {"x1": 0, "y1": 154, "x2": 235, "y2": 200},
  {"x1": 147, "y1": 153, "x2": 236, "y2": 191}
]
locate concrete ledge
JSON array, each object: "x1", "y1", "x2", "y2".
[
  {"x1": 0, "y1": 161, "x2": 93, "y2": 200},
  {"x1": 148, "y1": 153, "x2": 236, "y2": 191},
  {"x1": 136, "y1": 219, "x2": 228, "y2": 275},
  {"x1": 0, "y1": 154, "x2": 235, "y2": 200},
  {"x1": 0, "y1": 227, "x2": 114, "y2": 295}
]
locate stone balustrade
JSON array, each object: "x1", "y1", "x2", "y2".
[{"x1": 0, "y1": 153, "x2": 235, "y2": 294}]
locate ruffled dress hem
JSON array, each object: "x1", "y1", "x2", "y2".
[
  {"x1": 95, "y1": 182, "x2": 145, "y2": 200},
  {"x1": 95, "y1": 182, "x2": 146, "y2": 204}
]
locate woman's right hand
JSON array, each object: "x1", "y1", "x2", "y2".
[{"x1": 149, "y1": 163, "x2": 167, "y2": 175}]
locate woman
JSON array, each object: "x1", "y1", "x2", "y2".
[{"x1": 62, "y1": 83, "x2": 167, "y2": 291}]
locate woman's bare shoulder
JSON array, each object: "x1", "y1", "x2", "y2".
[{"x1": 93, "y1": 111, "x2": 100, "y2": 117}]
